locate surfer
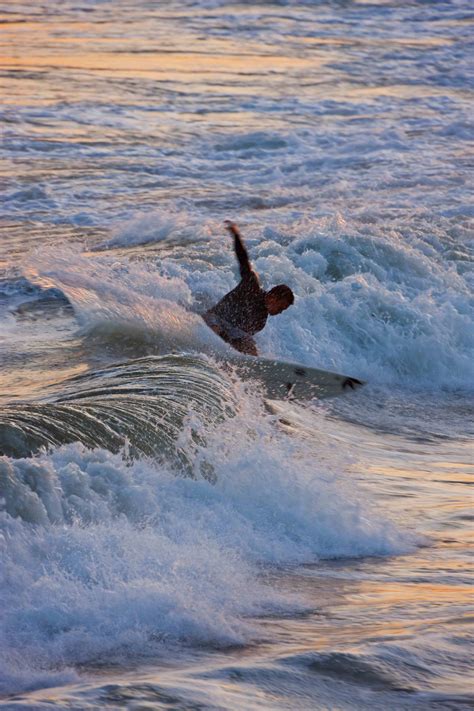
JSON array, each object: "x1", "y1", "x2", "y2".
[{"x1": 203, "y1": 221, "x2": 294, "y2": 356}]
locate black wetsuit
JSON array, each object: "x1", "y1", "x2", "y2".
[{"x1": 203, "y1": 228, "x2": 268, "y2": 355}]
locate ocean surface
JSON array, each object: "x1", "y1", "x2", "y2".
[{"x1": 0, "y1": 1, "x2": 473, "y2": 709}]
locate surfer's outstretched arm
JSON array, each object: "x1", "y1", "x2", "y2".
[{"x1": 225, "y1": 221, "x2": 252, "y2": 278}]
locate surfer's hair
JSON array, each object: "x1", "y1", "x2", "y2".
[{"x1": 266, "y1": 284, "x2": 294, "y2": 305}]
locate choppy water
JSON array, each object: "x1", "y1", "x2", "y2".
[{"x1": 0, "y1": 1, "x2": 473, "y2": 709}]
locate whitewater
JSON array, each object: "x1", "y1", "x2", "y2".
[{"x1": 0, "y1": 1, "x2": 473, "y2": 709}]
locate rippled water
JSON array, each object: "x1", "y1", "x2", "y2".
[{"x1": 0, "y1": 1, "x2": 473, "y2": 709}]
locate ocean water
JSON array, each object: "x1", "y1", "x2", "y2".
[{"x1": 0, "y1": 1, "x2": 473, "y2": 709}]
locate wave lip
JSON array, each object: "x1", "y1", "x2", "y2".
[{"x1": 0, "y1": 355, "x2": 236, "y2": 475}]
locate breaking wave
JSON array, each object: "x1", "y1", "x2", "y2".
[{"x1": 0, "y1": 378, "x2": 417, "y2": 695}]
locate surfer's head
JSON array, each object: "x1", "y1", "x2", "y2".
[{"x1": 265, "y1": 284, "x2": 294, "y2": 315}]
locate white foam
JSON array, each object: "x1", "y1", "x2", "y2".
[
  {"x1": 23, "y1": 245, "x2": 230, "y2": 357},
  {"x1": 0, "y1": 391, "x2": 416, "y2": 695}
]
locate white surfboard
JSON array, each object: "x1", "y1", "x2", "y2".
[{"x1": 226, "y1": 354, "x2": 364, "y2": 401}]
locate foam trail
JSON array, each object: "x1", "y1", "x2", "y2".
[{"x1": 23, "y1": 245, "x2": 230, "y2": 357}]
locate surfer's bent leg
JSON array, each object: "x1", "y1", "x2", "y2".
[
  {"x1": 229, "y1": 335, "x2": 258, "y2": 357},
  {"x1": 203, "y1": 309, "x2": 258, "y2": 355},
  {"x1": 203, "y1": 313, "x2": 224, "y2": 338}
]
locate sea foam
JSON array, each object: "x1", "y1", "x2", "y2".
[{"x1": 0, "y1": 387, "x2": 415, "y2": 696}]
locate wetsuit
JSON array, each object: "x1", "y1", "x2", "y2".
[{"x1": 203, "y1": 227, "x2": 268, "y2": 356}]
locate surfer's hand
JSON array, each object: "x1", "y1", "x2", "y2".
[{"x1": 224, "y1": 220, "x2": 239, "y2": 238}]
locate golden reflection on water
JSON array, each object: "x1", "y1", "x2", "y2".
[
  {"x1": 367, "y1": 459, "x2": 473, "y2": 484},
  {"x1": 0, "y1": 13, "x2": 456, "y2": 107},
  {"x1": 0, "y1": 16, "x2": 314, "y2": 75},
  {"x1": 262, "y1": 546, "x2": 473, "y2": 657},
  {"x1": 0, "y1": 49, "x2": 316, "y2": 76},
  {"x1": 0, "y1": 362, "x2": 89, "y2": 403}
]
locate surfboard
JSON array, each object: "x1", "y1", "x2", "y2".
[{"x1": 225, "y1": 354, "x2": 364, "y2": 401}]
